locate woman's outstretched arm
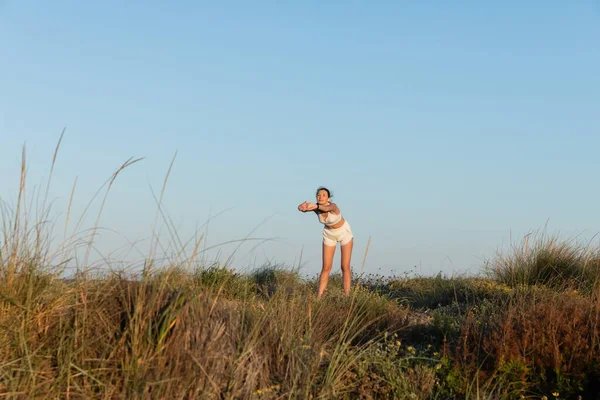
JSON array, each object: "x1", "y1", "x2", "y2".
[{"x1": 306, "y1": 202, "x2": 339, "y2": 213}]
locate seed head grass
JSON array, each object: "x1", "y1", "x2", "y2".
[{"x1": 2, "y1": 138, "x2": 600, "y2": 398}]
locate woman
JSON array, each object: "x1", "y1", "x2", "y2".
[{"x1": 298, "y1": 186, "x2": 354, "y2": 297}]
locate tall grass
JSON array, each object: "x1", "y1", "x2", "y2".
[
  {"x1": 0, "y1": 265, "x2": 414, "y2": 398},
  {"x1": 486, "y1": 230, "x2": 600, "y2": 293},
  {"x1": 2, "y1": 138, "x2": 600, "y2": 398},
  {"x1": 0, "y1": 140, "x2": 412, "y2": 399}
]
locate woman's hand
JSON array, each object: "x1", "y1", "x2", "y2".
[
  {"x1": 306, "y1": 203, "x2": 318, "y2": 211},
  {"x1": 298, "y1": 201, "x2": 309, "y2": 212}
]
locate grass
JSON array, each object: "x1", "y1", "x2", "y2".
[
  {"x1": 485, "y1": 229, "x2": 600, "y2": 293},
  {"x1": 2, "y1": 139, "x2": 600, "y2": 398}
]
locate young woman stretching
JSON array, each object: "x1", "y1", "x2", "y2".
[{"x1": 298, "y1": 187, "x2": 354, "y2": 297}]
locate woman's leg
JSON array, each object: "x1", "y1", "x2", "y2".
[
  {"x1": 317, "y1": 243, "x2": 336, "y2": 297},
  {"x1": 340, "y1": 239, "x2": 353, "y2": 295}
]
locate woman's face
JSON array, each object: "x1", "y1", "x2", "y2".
[{"x1": 316, "y1": 190, "x2": 329, "y2": 205}]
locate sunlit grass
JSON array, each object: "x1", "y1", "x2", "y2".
[{"x1": 2, "y1": 138, "x2": 600, "y2": 399}]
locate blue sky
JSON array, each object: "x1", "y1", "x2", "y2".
[{"x1": 1, "y1": 1, "x2": 599, "y2": 277}]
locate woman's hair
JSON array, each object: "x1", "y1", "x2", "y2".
[{"x1": 316, "y1": 186, "x2": 333, "y2": 198}]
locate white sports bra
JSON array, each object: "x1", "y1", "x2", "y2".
[{"x1": 317, "y1": 207, "x2": 343, "y2": 227}]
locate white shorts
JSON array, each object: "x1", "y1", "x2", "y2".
[{"x1": 323, "y1": 220, "x2": 354, "y2": 247}]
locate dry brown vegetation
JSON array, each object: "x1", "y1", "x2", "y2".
[{"x1": 2, "y1": 140, "x2": 600, "y2": 399}]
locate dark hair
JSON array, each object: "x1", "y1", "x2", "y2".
[{"x1": 316, "y1": 186, "x2": 332, "y2": 198}]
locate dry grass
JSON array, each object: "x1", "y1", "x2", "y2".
[
  {"x1": 2, "y1": 138, "x2": 600, "y2": 399},
  {"x1": 486, "y1": 230, "x2": 600, "y2": 293},
  {"x1": 0, "y1": 266, "x2": 416, "y2": 399}
]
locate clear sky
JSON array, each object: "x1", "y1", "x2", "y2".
[{"x1": 1, "y1": 1, "x2": 599, "y2": 278}]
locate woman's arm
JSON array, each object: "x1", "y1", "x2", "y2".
[{"x1": 306, "y1": 202, "x2": 339, "y2": 213}]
